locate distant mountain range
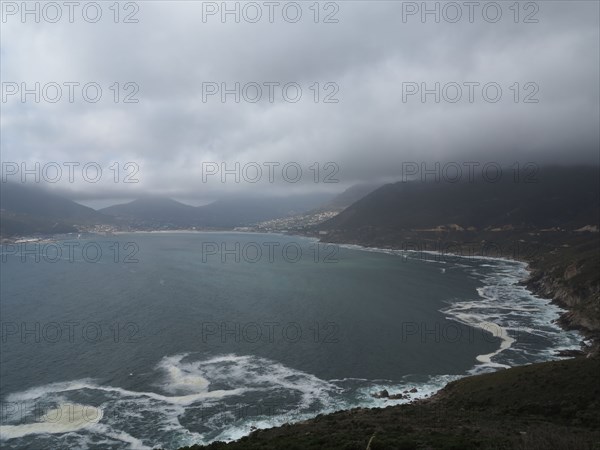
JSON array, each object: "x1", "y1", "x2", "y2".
[
  {"x1": 0, "y1": 183, "x2": 335, "y2": 237},
  {"x1": 99, "y1": 194, "x2": 333, "y2": 229}
]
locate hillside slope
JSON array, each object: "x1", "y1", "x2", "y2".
[
  {"x1": 0, "y1": 183, "x2": 113, "y2": 237},
  {"x1": 320, "y1": 166, "x2": 599, "y2": 232}
]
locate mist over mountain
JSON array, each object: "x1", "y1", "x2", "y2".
[
  {"x1": 315, "y1": 183, "x2": 382, "y2": 212},
  {"x1": 99, "y1": 193, "x2": 332, "y2": 229},
  {"x1": 193, "y1": 194, "x2": 334, "y2": 227},
  {"x1": 0, "y1": 183, "x2": 113, "y2": 236}
]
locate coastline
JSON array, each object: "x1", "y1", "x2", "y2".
[
  {"x1": 312, "y1": 230, "x2": 599, "y2": 356},
  {"x1": 332, "y1": 241, "x2": 584, "y2": 367}
]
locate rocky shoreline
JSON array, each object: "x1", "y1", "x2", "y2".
[{"x1": 525, "y1": 263, "x2": 600, "y2": 356}]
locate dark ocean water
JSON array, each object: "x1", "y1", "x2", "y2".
[{"x1": 0, "y1": 232, "x2": 581, "y2": 449}]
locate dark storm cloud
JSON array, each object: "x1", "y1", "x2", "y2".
[{"x1": 1, "y1": 1, "x2": 598, "y2": 203}]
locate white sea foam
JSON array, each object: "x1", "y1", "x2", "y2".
[
  {"x1": 6, "y1": 378, "x2": 245, "y2": 408},
  {"x1": 0, "y1": 403, "x2": 103, "y2": 440},
  {"x1": 5, "y1": 380, "x2": 97, "y2": 403}
]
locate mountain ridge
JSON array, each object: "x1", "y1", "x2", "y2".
[{"x1": 319, "y1": 166, "x2": 599, "y2": 233}]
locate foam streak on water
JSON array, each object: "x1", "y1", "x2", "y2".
[
  {"x1": 443, "y1": 259, "x2": 582, "y2": 373},
  {"x1": 339, "y1": 243, "x2": 583, "y2": 371}
]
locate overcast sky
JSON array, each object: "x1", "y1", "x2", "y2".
[{"x1": 1, "y1": 1, "x2": 599, "y2": 207}]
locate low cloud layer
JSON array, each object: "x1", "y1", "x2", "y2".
[{"x1": 1, "y1": 1, "x2": 598, "y2": 204}]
